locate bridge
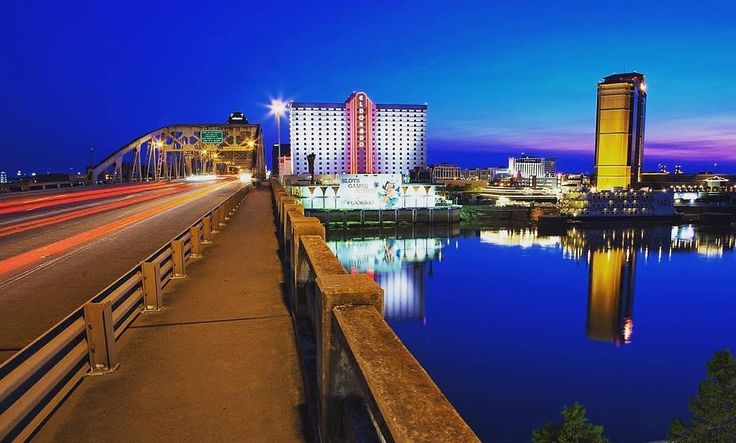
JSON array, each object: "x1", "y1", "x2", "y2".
[
  {"x1": 89, "y1": 122, "x2": 265, "y2": 183},
  {"x1": 0, "y1": 127, "x2": 477, "y2": 441}
]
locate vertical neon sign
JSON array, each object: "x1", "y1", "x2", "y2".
[{"x1": 346, "y1": 92, "x2": 374, "y2": 174}]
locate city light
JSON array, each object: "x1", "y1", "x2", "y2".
[
  {"x1": 239, "y1": 172, "x2": 252, "y2": 182},
  {"x1": 185, "y1": 174, "x2": 217, "y2": 182},
  {"x1": 268, "y1": 99, "x2": 287, "y2": 118}
]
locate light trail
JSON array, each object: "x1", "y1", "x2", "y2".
[
  {"x1": 0, "y1": 180, "x2": 235, "y2": 277},
  {"x1": 0, "y1": 182, "x2": 176, "y2": 215},
  {"x1": 0, "y1": 183, "x2": 192, "y2": 237}
]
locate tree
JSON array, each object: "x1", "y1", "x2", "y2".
[
  {"x1": 532, "y1": 402, "x2": 609, "y2": 443},
  {"x1": 669, "y1": 349, "x2": 736, "y2": 442}
]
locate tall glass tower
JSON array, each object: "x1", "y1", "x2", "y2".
[{"x1": 594, "y1": 72, "x2": 647, "y2": 190}]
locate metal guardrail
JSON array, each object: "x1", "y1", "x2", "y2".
[{"x1": 0, "y1": 183, "x2": 252, "y2": 442}]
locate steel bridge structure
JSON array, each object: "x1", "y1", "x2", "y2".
[{"x1": 89, "y1": 123, "x2": 265, "y2": 184}]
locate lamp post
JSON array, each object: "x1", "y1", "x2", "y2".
[{"x1": 269, "y1": 99, "x2": 287, "y2": 155}]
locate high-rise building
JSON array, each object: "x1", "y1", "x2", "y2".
[
  {"x1": 594, "y1": 72, "x2": 647, "y2": 190},
  {"x1": 289, "y1": 92, "x2": 427, "y2": 176},
  {"x1": 0, "y1": 171, "x2": 7, "y2": 183},
  {"x1": 271, "y1": 143, "x2": 291, "y2": 176},
  {"x1": 508, "y1": 155, "x2": 557, "y2": 188}
]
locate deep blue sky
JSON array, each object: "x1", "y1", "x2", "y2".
[{"x1": 2, "y1": 0, "x2": 735, "y2": 174}]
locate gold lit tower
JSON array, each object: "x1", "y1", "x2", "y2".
[{"x1": 594, "y1": 72, "x2": 647, "y2": 190}]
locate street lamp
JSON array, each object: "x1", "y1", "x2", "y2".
[{"x1": 268, "y1": 99, "x2": 287, "y2": 152}]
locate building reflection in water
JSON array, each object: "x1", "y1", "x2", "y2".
[
  {"x1": 328, "y1": 225, "x2": 733, "y2": 338},
  {"x1": 327, "y1": 227, "x2": 452, "y2": 322},
  {"x1": 587, "y1": 249, "x2": 635, "y2": 345},
  {"x1": 479, "y1": 225, "x2": 735, "y2": 346}
]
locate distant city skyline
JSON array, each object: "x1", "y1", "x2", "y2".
[{"x1": 2, "y1": 0, "x2": 735, "y2": 173}]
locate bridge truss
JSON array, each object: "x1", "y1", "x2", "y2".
[{"x1": 90, "y1": 123, "x2": 265, "y2": 184}]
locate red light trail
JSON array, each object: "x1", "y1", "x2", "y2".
[
  {"x1": 0, "y1": 182, "x2": 176, "y2": 215},
  {"x1": 0, "y1": 180, "x2": 233, "y2": 277},
  {"x1": 0, "y1": 183, "x2": 190, "y2": 237}
]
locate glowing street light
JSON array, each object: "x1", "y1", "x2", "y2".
[{"x1": 269, "y1": 99, "x2": 288, "y2": 152}]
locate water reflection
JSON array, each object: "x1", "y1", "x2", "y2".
[
  {"x1": 328, "y1": 237, "x2": 442, "y2": 321},
  {"x1": 328, "y1": 224, "x2": 735, "y2": 441},
  {"x1": 327, "y1": 225, "x2": 459, "y2": 322},
  {"x1": 329, "y1": 225, "x2": 735, "y2": 342},
  {"x1": 587, "y1": 250, "x2": 635, "y2": 344},
  {"x1": 479, "y1": 225, "x2": 735, "y2": 345}
]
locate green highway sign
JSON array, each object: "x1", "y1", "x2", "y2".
[{"x1": 200, "y1": 130, "x2": 224, "y2": 144}]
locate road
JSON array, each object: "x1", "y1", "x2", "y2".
[{"x1": 0, "y1": 178, "x2": 245, "y2": 362}]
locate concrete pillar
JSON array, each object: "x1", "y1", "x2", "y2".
[
  {"x1": 279, "y1": 197, "x2": 299, "y2": 227},
  {"x1": 190, "y1": 226, "x2": 203, "y2": 258},
  {"x1": 290, "y1": 217, "x2": 324, "y2": 273},
  {"x1": 283, "y1": 205, "x2": 305, "y2": 245},
  {"x1": 171, "y1": 240, "x2": 186, "y2": 278},
  {"x1": 314, "y1": 274, "x2": 383, "y2": 440},
  {"x1": 141, "y1": 261, "x2": 163, "y2": 311},
  {"x1": 202, "y1": 216, "x2": 213, "y2": 243},
  {"x1": 83, "y1": 301, "x2": 119, "y2": 374},
  {"x1": 291, "y1": 220, "x2": 326, "y2": 313}
]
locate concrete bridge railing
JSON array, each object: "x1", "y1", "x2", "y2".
[
  {"x1": 271, "y1": 180, "x2": 479, "y2": 442},
  {"x1": 0, "y1": 183, "x2": 252, "y2": 442}
]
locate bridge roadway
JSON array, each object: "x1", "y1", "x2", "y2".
[
  {"x1": 32, "y1": 186, "x2": 307, "y2": 441},
  {"x1": 0, "y1": 178, "x2": 244, "y2": 363}
]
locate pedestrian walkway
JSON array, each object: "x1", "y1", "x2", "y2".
[{"x1": 34, "y1": 187, "x2": 308, "y2": 442}]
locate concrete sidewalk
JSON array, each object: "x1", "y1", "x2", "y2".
[{"x1": 34, "y1": 187, "x2": 309, "y2": 442}]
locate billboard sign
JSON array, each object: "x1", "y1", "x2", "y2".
[{"x1": 336, "y1": 174, "x2": 403, "y2": 209}]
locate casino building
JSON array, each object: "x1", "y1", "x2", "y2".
[
  {"x1": 289, "y1": 92, "x2": 427, "y2": 176},
  {"x1": 594, "y1": 72, "x2": 647, "y2": 190}
]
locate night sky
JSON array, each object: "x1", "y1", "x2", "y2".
[{"x1": 2, "y1": 0, "x2": 735, "y2": 175}]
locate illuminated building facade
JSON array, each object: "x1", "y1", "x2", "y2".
[
  {"x1": 289, "y1": 92, "x2": 427, "y2": 176},
  {"x1": 271, "y1": 143, "x2": 291, "y2": 177},
  {"x1": 508, "y1": 155, "x2": 557, "y2": 188},
  {"x1": 594, "y1": 72, "x2": 647, "y2": 190},
  {"x1": 559, "y1": 189, "x2": 675, "y2": 217},
  {"x1": 431, "y1": 164, "x2": 461, "y2": 180},
  {"x1": 0, "y1": 171, "x2": 7, "y2": 184}
]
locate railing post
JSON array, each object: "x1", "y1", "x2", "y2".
[
  {"x1": 83, "y1": 301, "x2": 119, "y2": 375},
  {"x1": 141, "y1": 261, "x2": 163, "y2": 311},
  {"x1": 203, "y1": 215, "x2": 213, "y2": 241},
  {"x1": 171, "y1": 240, "x2": 186, "y2": 278},
  {"x1": 315, "y1": 274, "x2": 383, "y2": 441},
  {"x1": 218, "y1": 206, "x2": 226, "y2": 226},
  {"x1": 190, "y1": 226, "x2": 202, "y2": 258},
  {"x1": 290, "y1": 217, "x2": 323, "y2": 274},
  {"x1": 283, "y1": 204, "x2": 304, "y2": 246},
  {"x1": 211, "y1": 210, "x2": 221, "y2": 233}
]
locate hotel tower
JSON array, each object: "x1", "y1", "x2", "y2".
[
  {"x1": 594, "y1": 72, "x2": 647, "y2": 190},
  {"x1": 289, "y1": 92, "x2": 427, "y2": 176}
]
